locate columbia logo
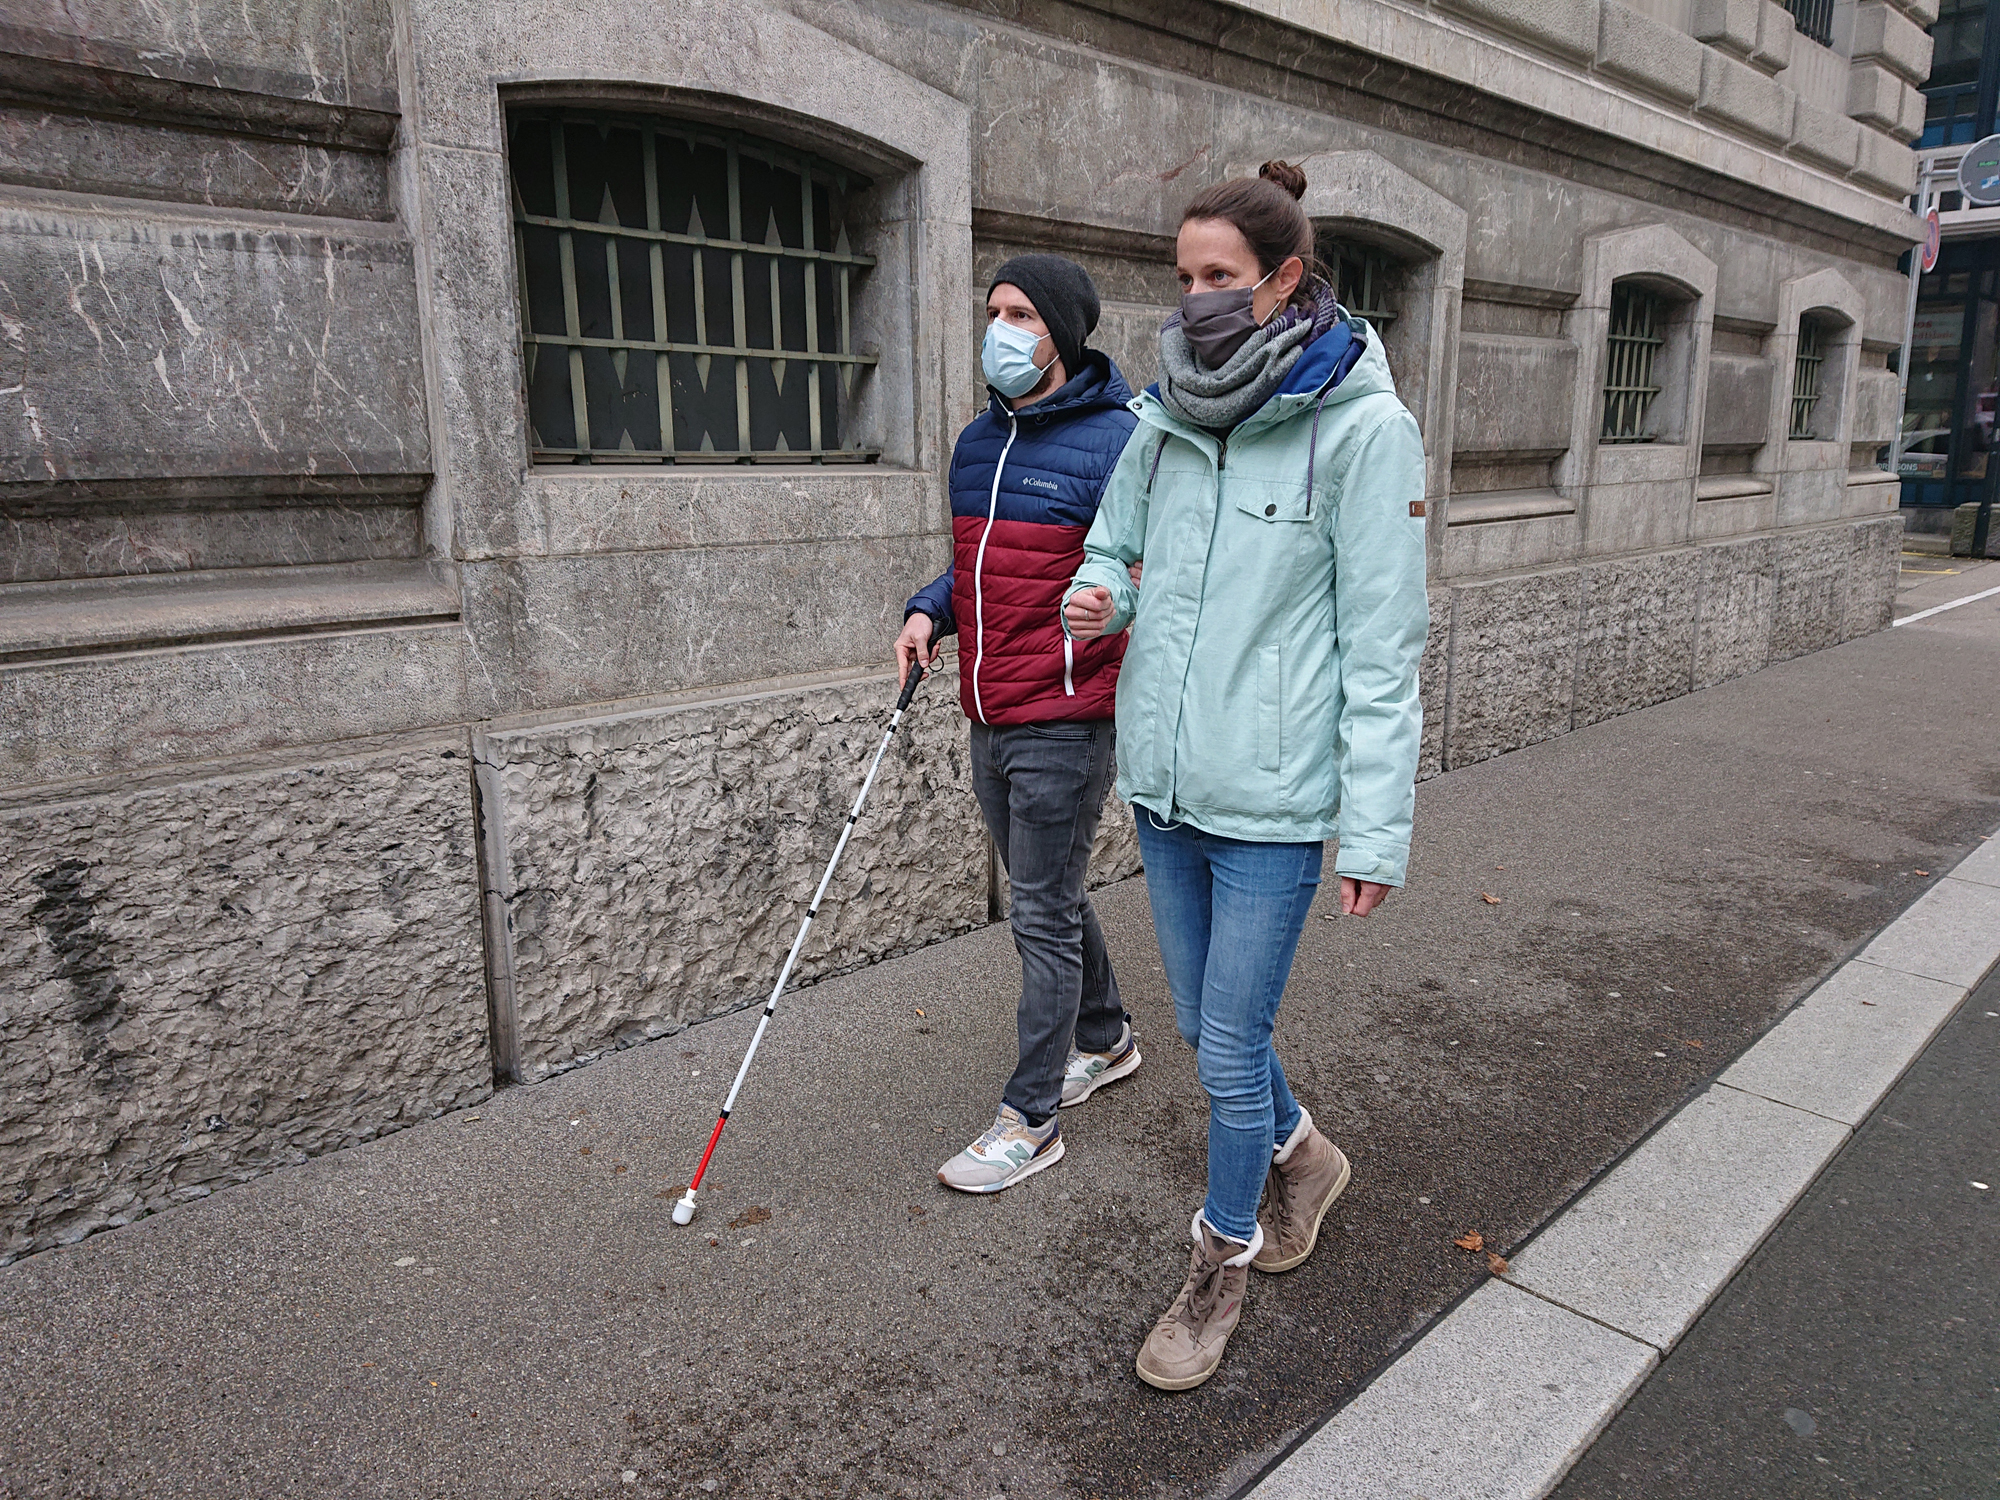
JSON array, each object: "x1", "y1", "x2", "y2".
[{"x1": 1020, "y1": 477, "x2": 1060, "y2": 493}]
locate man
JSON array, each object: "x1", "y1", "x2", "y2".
[{"x1": 897, "y1": 255, "x2": 1142, "y2": 1193}]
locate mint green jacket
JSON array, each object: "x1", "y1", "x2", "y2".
[{"x1": 1064, "y1": 327, "x2": 1428, "y2": 885}]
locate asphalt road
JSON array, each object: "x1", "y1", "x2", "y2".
[
  {"x1": 1551, "y1": 964, "x2": 2000, "y2": 1500},
  {"x1": 1, "y1": 555, "x2": 1996, "y2": 1500}
]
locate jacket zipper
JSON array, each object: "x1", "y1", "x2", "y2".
[
  {"x1": 1062, "y1": 637, "x2": 1075, "y2": 697},
  {"x1": 970, "y1": 411, "x2": 1018, "y2": 724}
]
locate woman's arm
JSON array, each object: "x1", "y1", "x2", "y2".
[
  {"x1": 1062, "y1": 428, "x2": 1156, "y2": 638},
  {"x1": 1330, "y1": 408, "x2": 1429, "y2": 891}
]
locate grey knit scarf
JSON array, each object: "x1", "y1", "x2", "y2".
[{"x1": 1158, "y1": 279, "x2": 1345, "y2": 431}]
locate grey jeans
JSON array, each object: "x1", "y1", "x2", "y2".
[{"x1": 969, "y1": 718, "x2": 1126, "y2": 1124}]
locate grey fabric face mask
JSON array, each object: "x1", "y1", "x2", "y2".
[{"x1": 1178, "y1": 268, "x2": 1275, "y2": 369}]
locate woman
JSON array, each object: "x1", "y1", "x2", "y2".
[{"x1": 1062, "y1": 160, "x2": 1427, "y2": 1391}]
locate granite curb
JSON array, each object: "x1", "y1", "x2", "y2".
[{"x1": 1242, "y1": 830, "x2": 2000, "y2": 1500}]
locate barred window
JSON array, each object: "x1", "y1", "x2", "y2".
[
  {"x1": 1790, "y1": 317, "x2": 1827, "y2": 438},
  {"x1": 1785, "y1": 0, "x2": 1833, "y2": 48},
  {"x1": 1320, "y1": 238, "x2": 1397, "y2": 327},
  {"x1": 1602, "y1": 282, "x2": 1666, "y2": 443},
  {"x1": 508, "y1": 109, "x2": 879, "y2": 464}
]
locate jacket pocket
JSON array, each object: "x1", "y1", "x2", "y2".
[
  {"x1": 1232, "y1": 479, "x2": 1314, "y2": 524},
  {"x1": 1257, "y1": 643, "x2": 1282, "y2": 772}
]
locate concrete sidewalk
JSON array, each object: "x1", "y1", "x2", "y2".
[{"x1": 2, "y1": 555, "x2": 1997, "y2": 1500}]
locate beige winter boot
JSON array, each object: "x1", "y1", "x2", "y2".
[
  {"x1": 1253, "y1": 1108, "x2": 1351, "y2": 1274},
  {"x1": 1134, "y1": 1215, "x2": 1260, "y2": 1391}
]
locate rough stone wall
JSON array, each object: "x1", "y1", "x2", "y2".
[
  {"x1": 1431, "y1": 515, "x2": 1901, "y2": 770},
  {"x1": 0, "y1": 736, "x2": 490, "y2": 1263},
  {"x1": 476, "y1": 659, "x2": 1137, "y2": 1081}
]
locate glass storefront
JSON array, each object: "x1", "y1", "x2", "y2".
[
  {"x1": 1906, "y1": 0, "x2": 2000, "y2": 543},
  {"x1": 1900, "y1": 240, "x2": 2000, "y2": 511}
]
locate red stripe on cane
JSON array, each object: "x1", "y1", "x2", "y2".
[{"x1": 687, "y1": 1115, "x2": 729, "y2": 1192}]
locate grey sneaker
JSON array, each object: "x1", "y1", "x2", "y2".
[
  {"x1": 937, "y1": 1104, "x2": 1064, "y2": 1194},
  {"x1": 1060, "y1": 1022, "x2": 1142, "y2": 1108}
]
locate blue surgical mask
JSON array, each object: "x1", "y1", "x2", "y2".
[{"x1": 982, "y1": 318, "x2": 1056, "y2": 398}]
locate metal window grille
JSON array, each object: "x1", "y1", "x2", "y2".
[
  {"x1": 1786, "y1": 0, "x2": 1833, "y2": 47},
  {"x1": 1602, "y1": 284, "x2": 1666, "y2": 443},
  {"x1": 508, "y1": 109, "x2": 879, "y2": 464},
  {"x1": 1790, "y1": 317, "x2": 1825, "y2": 439},
  {"x1": 1321, "y1": 239, "x2": 1397, "y2": 326},
  {"x1": 1336, "y1": 244, "x2": 1400, "y2": 328}
]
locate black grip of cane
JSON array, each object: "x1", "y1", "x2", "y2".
[{"x1": 897, "y1": 659, "x2": 926, "y2": 711}]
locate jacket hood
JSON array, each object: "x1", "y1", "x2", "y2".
[
  {"x1": 986, "y1": 349, "x2": 1134, "y2": 423},
  {"x1": 1277, "y1": 316, "x2": 1376, "y2": 399}
]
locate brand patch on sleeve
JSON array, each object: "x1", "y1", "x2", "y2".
[{"x1": 1409, "y1": 501, "x2": 1427, "y2": 517}]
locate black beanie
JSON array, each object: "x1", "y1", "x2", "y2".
[{"x1": 988, "y1": 254, "x2": 1100, "y2": 377}]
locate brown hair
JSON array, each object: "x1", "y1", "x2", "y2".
[{"x1": 1180, "y1": 160, "x2": 1322, "y2": 309}]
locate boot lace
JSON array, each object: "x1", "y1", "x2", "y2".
[
  {"x1": 1170, "y1": 1244, "x2": 1231, "y2": 1331},
  {"x1": 1262, "y1": 1158, "x2": 1298, "y2": 1239}
]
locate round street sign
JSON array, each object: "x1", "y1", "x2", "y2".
[
  {"x1": 1923, "y1": 207, "x2": 1942, "y2": 272},
  {"x1": 1957, "y1": 133, "x2": 2000, "y2": 205}
]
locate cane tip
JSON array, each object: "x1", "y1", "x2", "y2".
[{"x1": 671, "y1": 1193, "x2": 697, "y2": 1226}]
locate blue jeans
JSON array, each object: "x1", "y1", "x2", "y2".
[{"x1": 1134, "y1": 815, "x2": 1322, "y2": 1242}]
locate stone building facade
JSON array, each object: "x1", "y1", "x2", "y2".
[{"x1": 0, "y1": 0, "x2": 1927, "y2": 1260}]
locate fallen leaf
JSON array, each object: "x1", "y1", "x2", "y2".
[
  {"x1": 1861, "y1": 1000, "x2": 1878, "y2": 1007},
  {"x1": 1480, "y1": 893, "x2": 1501, "y2": 905},
  {"x1": 579, "y1": 1147, "x2": 592, "y2": 1156},
  {"x1": 1494, "y1": 865, "x2": 1506, "y2": 871},
  {"x1": 614, "y1": 1164, "x2": 627, "y2": 1173},
  {"x1": 1684, "y1": 1039, "x2": 1703, "y2": 1049},
  {"x1": 708, "y1": 1237, "x2": 719, "y2": 1247},
  {"x1": 908, "y1": 1204, "x2": 927, "y2": 1217},
  {"x1": 1486, "y1": 1252, "x2": 1510, "y2": 1276},
  {"x1": 727, "y1": 1205, "x2": 772, "y2": 1230},
  {"x1": 360, "y1": 1362, "x2": 376, "y2": 1368},
  {"x1": 915, "y1": 1008, "x2": 926, "y2": 1018},
  {"x1": 1915, "y1": 869, "x2": 1931, "y2": 876},
  {"x1": 1454, "y1": 1231, "x2": 1484, "y2": 1252}
]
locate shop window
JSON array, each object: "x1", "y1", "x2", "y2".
[
  {"x1": 1601, "y1": 282, "x2": 1667, "y2": 443},
  {"x1": 508, "y1": 109, "x2": 879, "y2": 463}
]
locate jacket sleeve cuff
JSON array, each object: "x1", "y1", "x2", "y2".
[
  {"x1": 906, "y1": 602, "x2": 956, "y2": 638},
  {"x1": 1332, "y1": 846, "x2": 1406, "y2": 887},
  {"x1": 1061, "y1": 565, "x2": 1135, "y2": 638}
]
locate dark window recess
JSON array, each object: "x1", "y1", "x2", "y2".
[
  {"x1": 1320, "y1": 239, "x2": 1397, "y2": 327},
  {"x1": 1791, "y1": 317, "x2": 1827, "y2": 439},
  {"x1": 1602, "y1": 283, "x2": 1666, "y2": 444},
  {"x1": 1786, "y1": 0, "x2": 1834, "y2": 47},
  {"x1": 508, "y1": 110, "x2": 879, "y2": 464}
]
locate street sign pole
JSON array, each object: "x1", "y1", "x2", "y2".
[{"x1": 1893, "y1": 170, "x2": 1945, "y2": 481}]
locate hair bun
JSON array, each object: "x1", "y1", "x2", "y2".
[{"x1": 1258, "y1": 159, "x2": 1308, "y2": 201}]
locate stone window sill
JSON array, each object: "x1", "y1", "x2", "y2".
[
  {"x1": 1446, "y1": 489, "x2": 1577, "y2": 526},
  {"x1": 1696, "y1": 476, "x2": 1775, "y2": 501},
  {"x1": 0, "y1": 560, "x2": 459, "y2": 664}
]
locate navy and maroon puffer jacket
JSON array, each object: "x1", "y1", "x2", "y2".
[{"x1": 906, "y1": 353, "x2": 1138, "y2": 724}]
